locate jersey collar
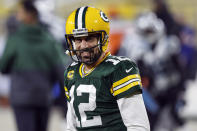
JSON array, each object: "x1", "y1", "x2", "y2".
[{"x1": 79, "y1": 52, "x2": 110, "y2": 78}]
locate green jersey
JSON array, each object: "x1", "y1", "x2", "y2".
[{"x1": 64, "y1": 53, "x2": 142, "y2": 131}]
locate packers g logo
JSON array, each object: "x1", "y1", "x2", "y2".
[
  {"x1": 67, "y1": 70, "x2": 74, "y2": 79},
  {"x1": 100, "y1": 11, "x2": 109, "y2": 22}
]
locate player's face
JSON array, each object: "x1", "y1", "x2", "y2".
[
  {"x1": 73, "y1": 34, "x2": 101, "y2": 65},
  {"x1": 16, "y1": 6, "x2": 27, "y2": 23}
]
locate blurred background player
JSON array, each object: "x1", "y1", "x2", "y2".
[
  {"x1": 117, "y1": 10, "x2": 196, "y2": 131},
  {"x1": 0, "y1": 0, "x2": 65, "y2": 131}
]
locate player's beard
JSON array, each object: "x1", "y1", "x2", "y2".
[{"x1": 76, "y1": 45, "x2": 102, "y2": 65}]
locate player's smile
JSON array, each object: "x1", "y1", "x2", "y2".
[{"x1": 80, "y1": 51, "x2": 91, "y2": 62}]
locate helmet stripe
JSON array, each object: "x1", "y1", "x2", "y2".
[
  {"x1": 77, "y1": 7, "x2": 85, "y2": 29},
  {"x1": 82, "y1": 6, "x2": 88, "y2": 28},
  {"x1": 78, "y1": 7, "x2": 85, "y2": 29},
  {"x1": 75, "y1": 6, "x2": 88, "y2": 29},
  {"x1": 75, "y1": 8, "x2": 80, "y2": 29}
]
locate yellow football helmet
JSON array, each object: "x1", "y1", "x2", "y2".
[{"x1": 65, "y1": 6, "x2": 110, "y2": 63}]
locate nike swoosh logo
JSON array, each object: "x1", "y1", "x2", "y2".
[{"x1": 126, "y1": 67, "x2": 133, "y2": 73}]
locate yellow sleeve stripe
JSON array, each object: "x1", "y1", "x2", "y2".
[
  {"x1": 64, "y1": 86, "x2": 68, "y2": 92},
  {"x1": 65, "y1": 93, "x2": 70, "y2": 99},
  {"x1": 64, "y1": 86, "x2": 70, "y2": 99},
  {"x1": 112, "y1": 74, "x2": 140, "y2": 88},
  {"x1": 112, "y1": 81, "x2": 141, "y2": 96},
  {"x1": 113, "y1": 78, "x2": 140, "y2": 91}
]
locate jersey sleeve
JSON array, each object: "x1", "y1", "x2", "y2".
[
  {"x1": 64, "y1": 63, "x2": 77, "y2": 102},
  {"x1": 110, "y1": 59, "x2": 142, "y2": 99},
  {"x1": 64, "y1": 68, "x2": 70, "y2": 101}
]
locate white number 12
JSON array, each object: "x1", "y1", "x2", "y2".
[{"x1": 70, "y1": 84, "x2": 102, "y2": 127}]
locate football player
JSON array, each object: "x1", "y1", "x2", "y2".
[{"x1": 64, "y1": 6, "x2": 150, "y2": 131}]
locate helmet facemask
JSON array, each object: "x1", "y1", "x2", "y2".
[{"x1": 65, "y1": 30, "x2": 108, "y2": 65}]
